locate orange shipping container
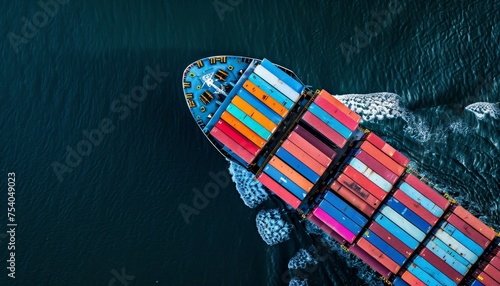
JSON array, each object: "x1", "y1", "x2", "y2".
[
  {"x1": 401, "y1": 270, "x2": 426, "y2": 286},
  {"x1": 243, "y1": 80, "x2": 288, "y2": 117},
  {"x1": 453, "y1": 206, "x2": 497, "y2": 241},
  {"x1": 317, "y1": 89, "x2": 362, "y2": 123},
  {"x1": 231, "y1": 95, "x2": 277, "y2": 133},
  {"x1": 281, "y1": 140, "x2": 326, "y2": 175},
  {"x1": 268, "y1": 156, "x2": 313, "y2": 192},
  {"x1": 359, "y1": 141, "x2": 405, "y2": 176},
  {"x1": 221, "y1": 112, "x2": 266, "y2": 148}
]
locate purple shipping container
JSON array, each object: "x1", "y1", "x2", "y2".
[
  {"x1": 308, "y1": 214, "x2": 346, "y2": 244},
  {"x1": 313, "y1": 207, "x2": 356, "y2": 243},
  {"x1": 294, "y1": 125, "x2": 337, "y2": 159}
]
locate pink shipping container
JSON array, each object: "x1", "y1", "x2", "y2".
[
  {"x1": 330, "y1": 181, "x2": 375, "y2": 217},
  {"x1": 301, "y1": 111, "x2": 348, "y2": 148},
  {"x1": 308, "y1": 214, "x2": 346, "y2": 244},
  {"x1": 392, "y1": 189, "x2": 439, "y2": 226},
  {"x1": 342, "y1": 165, "x2": 387, "y2": 201},
  {"x1": 349, "y1": 244, "x2": 392, "y2": 279},
  {"x1": 281, "y1": 140, "x2": 326, "y2": 175},
  {"x1": 287, "y1": 131, "x2": 332, "y2": 167},
  {"x1": 336, "y1": 173, "x2": 381, "y2": 208},
  {"x1": 210, "y1": 126, "x2": 255, "y2": 163},
  {"x1": 404, "y1": 174, "x2": 450, "y2": 211},
  {"x1": 453, "y1": 206, "x2": 497, "y2": 241},
  {"x1": 294, "y1": 125, "x2": 337, "y2": 159},
  {"x1": 354, "y1": 150, "x2": 399, "y2": 185},
  {"x1": 313, "y1": 207, "x2": 356, "y2": 243},
  {"x1": 313, "y1": 95, "x2": 359, "y2": 131},
  {"x1": 365, "y1": 132, "x2": 410, "y2": 167},
  {"x1": 257, "y1": 173, "x2": 301, "y2": 209},
  {"x1": 446, "y1": 213, "x2": 491, "y2": 248},
  {"x1": 488, "y1": 256, "x2": 500, "y2": 271}
]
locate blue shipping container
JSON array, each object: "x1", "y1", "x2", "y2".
[
  {"x1": 425, "y1": 239, "x2": 470, "y2": 276},
  {"x1": 433, "y1": 229, "x2": 478, "y2": 264},
  {"x1": 392, "y1": 277, "x2": 410, "y2": 286},
  {"x1": 248, "y1": 73, "x2": 294, "y2": 109},
  {"x1": 308, "y1": 103, "x2": 352, "y2": 139},
  {"x1": 253, "y1": 65, "x2": 300, "y2": 102},
  {"x1": 412, "y1": 256, "x2": 455, "y2": 286},
  {"x1": 380, "y1": 205, "x2": 426, "y2": 241},
  {"x1": 324, "y1": 191, "x2": 368, "y2": 227},
  {"x1": 237, "y1": 87, "x2": 282, "y2": 124},
  {"x1": 431, "y1": 236, "x2": 472, "y2": 269},
  {"x1": 471, "y1": 280, "x2": 484, "y2": 286},
  {"x1": 349, "y1": 157, "x2": 392, "y2": 192},
  {"x1": 363, "y1": 231, "x2": 406, "y2": 266},
  {"x1": 386, "y1": 197, "x2": 432, "y2": 233},
  {"x1": 275, "y1": 148, "x2": 320, "y2": 183},
  {"x1": 263, "y1": 165, "x2": 307, "y2": 199},
  {"x1": 407, "y1": 263, "x2": 442, "y2": 286},
  {"x1": 319, "y1": 200, "x2": 362, "y2": 234},
  {"x1": 227, "y1": 103, "x2": 272, "y2": 140},
  {"x1": 441, "y1": 222, "x2": 484, "y2": 256},
  {"x1": 374, "y1": 213, "x2": 419, "y2": 250},
  {"x1": 260, "y1": 59, "x2": 304, "y2": 94},
  {"x1": 399, "y1": 182, "x2": 444, "y2": 217}
]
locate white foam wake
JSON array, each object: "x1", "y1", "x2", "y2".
[
  {"x1": 465, "y1": 102, "x2": 500, "y2": 119},
  {"x1": 256, "y1": 209, "x2": 293, "y2": 246},
  {"x1": 289, "y1": 278, "x2": 308, "y2": 286},
  {"x1": 288, "y1": 249, "x2": 318, "y2": 270},
  {"x1": 335, "y1": 92, "x2": 405, "y2": 121},
  {"x1": 228, "y1": 161, "x2": 269, "y2": 208}
]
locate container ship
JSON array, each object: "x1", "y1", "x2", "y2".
[{"x1": 181, "y1": 56, "x2": 500, "y2": 286}]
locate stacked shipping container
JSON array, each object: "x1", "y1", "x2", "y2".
[
  {"x1": 209, "y1": 60, "x2": 304, "y2": 165},
  {"x1": 470, "y1": 243, "x2": 500, "y2": 285},
  {"x1": 301, "y1": 90, "x2": 360, "y2": 148}
]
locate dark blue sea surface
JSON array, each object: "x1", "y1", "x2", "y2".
[{"x1": 1, "y1": 0, "x2": 499, "y2": 285}]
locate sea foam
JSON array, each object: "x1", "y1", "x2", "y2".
[
  {"x1": 228, "y1": 161, "x2": 268, "y2": 208},
  {"x1": 465, "y1": 102, "x2": 500, "y2": 119},
  {"x1": 256, "y1": 209, "x2": 293, "y2": 246},
  {"x1": 288, "y1": 249, "x2": 318, "y2": 270},
  {"x1": 335, "y1": 92, "x2": 405, "y2": 121}
]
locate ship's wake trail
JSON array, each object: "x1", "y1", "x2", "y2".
[
  {"x1": 228, "y1": 160, "x2": 268, "y2": 208},
  {"x1": 335, "y1": 92, "x2": 405, "y2": 121},
  {"x1": 255, "y1": 209, "x2": 293, "y2": 246}
]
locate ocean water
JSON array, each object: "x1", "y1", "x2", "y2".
[{"x1": 1, "y1": 0, "x2": 499, "y2": 285}]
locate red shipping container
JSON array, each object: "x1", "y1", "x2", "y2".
[
  {"x1": 482, "y1": 264, "x2": 500, "y2": 283},
  {"x1": 356, "y1": 238, "x2": 401, "y2": 274},
  {"x1": 294, "y1": 125, "x2": 337, "y2": 159},
  {"x1": 365, "y1": 132, "x2": 410, "y2": 167},
  {"x1": 404, "y1": 174, "x2": 450, "y2": 211},
  {"x1": 287, "y1": 131, "x2": 332, "y2": 168},
  {"x1": 210, "y1": 126, "x2": 255, "y2": 163},
  {"x1": 393, "y1": 189, "x2": 439, "y2": 226},
  {"x1": 368, "y1": 221, "x2": 413, "y2": 258},
  {"x1": 281, "y1": 140, "x2": 326, "y2": 175},
  {"x1": 308, "y1": 214, "x2": 346, "y2": 244},
  {"x1": 336, "y1": 173, "x2": 381, "y2": 208},
  {"x1": 342, "y1": 165, "x2": 387, "y2": 201},
  {"x1": 419, "y1": 248, "x2": 463, "y2": 283},
  {"x1": 301, "y1": 111, "x2": 347, "y2": 148},
  {"x1": 330, "y1": 181, "x2": 375, "y2": 217},
  {"x1": 446, "y1": 213, "x2": 491, "y2": 248},
  {"x1": 359, "y1": 141, "x2": 405, "y2": 176},
  {"x1": 453, "y1": 206, "x2": 497, "y2": 241},
  {"x1": 474, "y1": 269, "x2": 498, "y2": 286},
  {"x1": 269, "y1": 156, "x2": 313, "y2": 192},
  {"x1": 349, "y1": 244, "x2": 392, "y2": 278},
  {"x1": 215, "y1": 119, "x2": 260, "y2": 156},
  {"x1": 317, "y1": 89, "x2": 362, "y2": 123},
  {"x1": 401, "y1": 270, "x2": 426, "y2": 286},
  {"x1": 355, "y1": 150, "x2": 399, "y2": 185},
  {"x1": 257, "y1": 173, "x2": 301, "y2": 209},
  {"x1": 313, "y1": 95, "x2": 359, "y2": 131},
  {"x1": 488, "y1": 256, "x2": 500, "y2": 271}
]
